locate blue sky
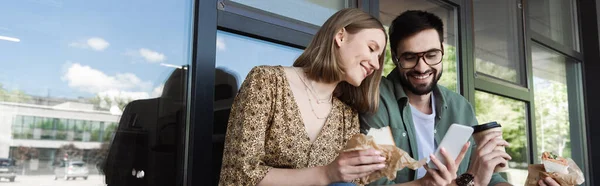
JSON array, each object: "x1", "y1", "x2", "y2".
[
  {"x1": 216, "y1": 31, "x2": 301, "y2": 88},
  {"x1": 0, "y1": 0, "x2": 306, "y2": 103},
  {"x1": 0, "y1": 0, "x2": 193, "y2": 100}
]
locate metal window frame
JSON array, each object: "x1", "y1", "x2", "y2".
[
  {"x1": 219, "y1": 0, "x2": 358, "y2": 35},
  {"x1": 524, "y1": 2, "x2": 591, "y2": 186},
  {"x1": 527, "y1": 0, "x2": 583, "y2": 58},
  {"x1": 469, "y1": 0, "x2": 592, "y2": 185},
  {"x1": 186, "y1": 0, "x2": 597, "y2": 185},
  {"x1": 578, "y1": 0, "x2": 599, "y2": 185},
  {"x1": 471, "y1": 0, "x2": 529, "y2": 88},
  {"x1": 187, "y1": 1, "x2": 364, "y2": 185},
  {"x1": 185, "y1": 0, "x2": 217, "y2": 185},
  {"x1": 467, "y1": 1, "x2": 535, "y2": 168}
]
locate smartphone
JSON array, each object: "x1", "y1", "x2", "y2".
[{"x1": 428, "y1": 124, "x2": 474, "y2": 170}]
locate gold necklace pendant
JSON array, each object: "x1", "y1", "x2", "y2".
[
  {"x1": 305, "y1": 87, "x2": 331, "y2": 119},
  {"x1": 294, "y1": 68, "x2": 332, "y2": 104}
]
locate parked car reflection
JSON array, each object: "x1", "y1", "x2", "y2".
[
  {"x1": 54, "y1": 160, "x2": 89, "y2": 180},
  {"x1": 0, "y1": 158, "x2": 16, "y2": 182}
]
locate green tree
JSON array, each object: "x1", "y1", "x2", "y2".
[
  {"x1": 475, "y1": 59, "x2": 518, "y2": 82},
  {"x1": 438, "y1": 46, "x2": 458, "y2": 92},
  {"x1": 54, "y1": 144, "x2": 84, "y2": 163},
  {"x1": 474, "y1": 91, "x2": 528, "y2": 164},
  {"x1": 88, "y1": 143, "x2": 111, "y2": 173},
  {"x1": 88, "y1": 95, "x2": 132, "y2": 111},
  {"x1": 0, "y1": 84, "x2": 31, "y2": 103},
  {"x1": 534, "y1": 78, "x2": 570, "y2": 158},
  {"x1": 12, "y1": 146, "x2": 39, "y2": 175},
  {"x1": 12, "y1": 146, "x2": 39, "y2": 161},
  {"x1": 103, "y1": 123, "x2": 118, "y2": 142}
]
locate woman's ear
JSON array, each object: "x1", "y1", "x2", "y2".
[{"x1": 334, "y1": 28, "x2": 346, "y2": 48}]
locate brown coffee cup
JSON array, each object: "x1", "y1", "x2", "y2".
[{"x1": 472, "y1": 121, "x2": 509, "y2": 172}]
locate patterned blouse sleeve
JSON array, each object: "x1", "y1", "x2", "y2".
[{"x1": 219, "y1": 66, "x2": 275, "y2": 186}]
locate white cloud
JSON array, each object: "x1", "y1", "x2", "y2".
[
  {"x1": 152, "y1": 83, "x2": 164, "y2": 97},
  {"x1": 97, "y1": 90, "x2": 151, "y2": 101},
  {"x1": 139, "y1": 48, "x2": 166, "y2": 63},
  {"x1": 216, "y1": 36, "x2": 226, "y2": 51},
  {"x1": 87, "y1": 37, "x2": 110, "y2": 51},
  {"x1": 96, "y1": 89, "x2": 151, "y2": 110},
  {"x1": 69, "y1": 37, "x2": 110, "y2": 51},
  {"x1": 62, "y1": 63, "x2": 152, "y2": 93}
]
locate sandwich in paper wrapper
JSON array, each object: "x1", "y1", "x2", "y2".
[
  {"x1": 525, "y1": 152, "x2": 585, "y2": 186},
  {"x1": 342, "y1": 127, "x2": 426, "y2": 185}
]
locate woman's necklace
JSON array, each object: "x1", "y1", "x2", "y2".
[
  {"x1": 294, "y1": 68, "x2": 332, "y2": 119},
  {"x1": 294, "y1": 68, "x2": 332, "y2": 104}
]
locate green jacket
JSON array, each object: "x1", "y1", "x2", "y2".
[{"x1": 360, "y1": 69, "x2": 507, "y2": 186}]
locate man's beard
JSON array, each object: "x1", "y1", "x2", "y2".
[{"x1": 398, "y1": 68, "x2": 442, "y2": 95}]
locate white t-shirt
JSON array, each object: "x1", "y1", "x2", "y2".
[{"x1": 409, "y1": 94, "x2": 436, "y2": 179}]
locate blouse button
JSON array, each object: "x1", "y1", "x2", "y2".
[
  {"x1": 434, "y1": 129, "x2": 437, "y2": 134},
  {"x1": 402, "y1": 132, "x2": 406, "y2": 137}
]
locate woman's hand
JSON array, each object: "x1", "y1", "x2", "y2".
[
  {"x1": 538, "y1": 177, "x2": 560, "y2": 186},
  {"x1": 323, "y1": 149, "x2": 387, "y2": 183}
]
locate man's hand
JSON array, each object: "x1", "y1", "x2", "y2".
[
  {"x1": 419, "y1": 141, "x2": 470, "y2": 186},
  {"x1": 538, "y1": 177, "x2": 560, "y2": 186},
  {"x1": 468, "y1": 132, "x2": 511, "y2": 186}
]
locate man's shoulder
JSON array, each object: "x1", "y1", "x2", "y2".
[
  {"x1": 437, "y1": 85, "x2": 471, "y2": 106},
  {"x1": 379, "y1": 78, "x2": 395, "y2": 96},
  {"x1": 359, "y1": 78, "x2": 396, "y2": 129}
]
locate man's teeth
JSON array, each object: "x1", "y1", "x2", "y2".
[{"x1": 412, "y1": 73, "x2": 431, "y2": 79}]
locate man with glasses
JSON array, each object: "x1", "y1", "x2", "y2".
[{"x1": 360, "y1": 10, "x2": 513, "y2": 186}]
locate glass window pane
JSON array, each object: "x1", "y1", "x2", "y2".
[
  {"x1": 213, "y1": 30, "x2": 302, "y2": 185},
  {"x1": 475, "y1": 91, "x2": 528, "y2": 185},
  {"x1": 24, "y1": 116, "x2": 34, "y2": 139},
  {"x1": 0, "y1": 0, "x2": 192, "y2": 184},
  {"x1": 379, "y1": 0, "x2": 459, "y2": 92},
  {"x1": 474, "y1": 0, "x2": 525, "y2": 85},
  {"x1": 90, "y1": 121, "x2": 101, "y2": 142},
  {"x1": 12, "y1": 116, "x2": 24, "y2": 139},
  {"x1": 74, "y1": 120, "x2": 84, "y2": 141},
  {"x1": 529, "y1": 0, "x2": 579, "y2": 51},
  {"x1": 228, "y1": 0, "x2": 349, "y2": 26},
  {"x1": 40, "y1": 117, "x2": 54, "y2": 140},
  {"x1": 103, "y1": 122, "x2": 117, "y2": 142},
  {"x1": 56, "y1": 119, "x2": 67, "y2": 140},
  {"x1": 215, "y1": 31, "x2": 302, "y2": 90},
  {"x1": 532, "y1": 44, "x2": 573, "y2": 159}
]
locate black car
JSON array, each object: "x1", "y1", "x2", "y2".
[{"x1": 0, "y1": 158, "x2": 16, "y2": 182}]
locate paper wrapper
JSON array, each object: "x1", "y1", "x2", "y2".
[
  {"x1": 525, "y1": 158, "x2": 585, "y2": 186},
  {"x1": 341, "y1": 134, "x2": 426, "y2": 185}
]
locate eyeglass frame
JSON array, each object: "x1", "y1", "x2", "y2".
[{"x1": 392, "y1": 47, "x2": 445, "y2": 69}]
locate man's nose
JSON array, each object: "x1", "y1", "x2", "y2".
[{"x1": 412, "y1": 57, "x2": 429, "y2": 72}]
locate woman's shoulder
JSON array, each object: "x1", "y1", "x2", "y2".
[
  {"x1": 333, "y1": 98, "x2": 359, "y2": 116},
  {"x1": 244, "y1": 65, "x2": 285, "y2": 89},
  {"x1": 248, "y1": 65, "x2": 284, "y2": 75}
]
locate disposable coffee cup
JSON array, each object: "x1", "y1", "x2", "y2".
[{"x1": 472, "y1": 121, "x2": 508, "y2": 172}]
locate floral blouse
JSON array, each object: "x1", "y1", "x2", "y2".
[{"x1": 219, "y1": 66, "x2": 360, "y2": 185}]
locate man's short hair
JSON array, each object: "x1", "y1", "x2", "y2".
[{"x1": 389, "y1": 10, "x2": 444, "y2": 56}]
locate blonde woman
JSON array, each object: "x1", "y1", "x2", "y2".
[{"x1": 219, "y1": 8, "x2": 387, "y2": 186}]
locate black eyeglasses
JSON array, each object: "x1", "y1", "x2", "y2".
[{"x1": 393, "y1": 49, "x2": 444, "y2": 69}]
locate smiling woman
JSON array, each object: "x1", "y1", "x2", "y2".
[
  {"x1": 0, "y1": 0, "x2": 193, "y2": 185},
  {"x1": 216, "y1": 8, "x2": 388, "y2": 186}
]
